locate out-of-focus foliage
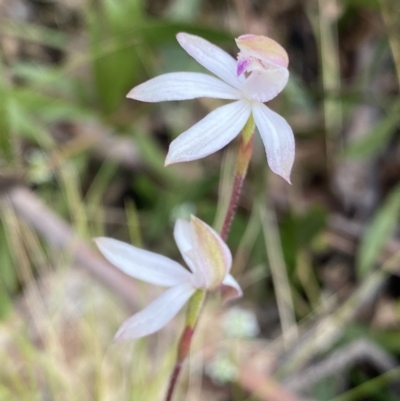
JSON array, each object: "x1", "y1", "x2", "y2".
[
  {"x1": 344, "y1": 99, "x2": 400, "y2": 159},
  {"x1": 1, "y1": 0, "x2": 400, "y2": 400},
  {"x1": 357, "y1": 184, "x2": 400, "y2": 278}
]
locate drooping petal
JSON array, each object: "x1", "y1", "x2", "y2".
[
  {"x1": 174, "y1": 219, "x2": 197, "y2": 272},
  {"x1": 114, "y1": 283, "x2": 196, "y2": 341},
  {"x1": 252, "y1": 102, "x2": 295, "y2": 183},
  {"x1": 220, "y1": 274, "x2": 243, "y2": 303},
  {"x1": 241, "y1": 67, "x2": 289, "y2": 103},
  {"x1": 127, "y1": 72, "x2": 241, "y2": 102},
  {"x1": 94, "y1": 237, "x2": 192, "y2": 287},
  {"x1": 190, "y1": 216, "x2": 232, "y2": 290},
  {"x1": 165, "y1": 100, "x2": 251, "y2": 165},
  {"x1": 177, "y1": 33, "x2": 245, "y2": 90}
]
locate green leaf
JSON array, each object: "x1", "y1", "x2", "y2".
[
  {"x1": 139, "y1": 21, "x2": 233, "y2": 47},
  {"x1": 12, "y1": 63, "x2": 75, "y2": 94},
  {"x1": 280, "y1": 206, "x2": 327, "y2": 272},
  {"x1": 343, "y1": 98, "x2": 400, "y2": 159},
  {"x1": 133, "y1": 130, "x2": 176, "y2": 184},
  {"x1": 357, "y1": 183, "x2": 400, "y2": 277},
  {"x1": 87, "y1": 0, "x2": 145, "y2": 115},
  {"x1": 0, "y1": 58, "x2": 13, "y2": 163},
  {"x1": 0, "y1": 222, "x2": 17, "y2": 318},
  {"x1": 13, "y1": 89, "x2": 92, "y2": 122},
  {"x1": 0, "y1": 19, "x2": 67, "y2": 49},
  {"x1": 86, "y1": 1, "x2": 234, "y2": 115}
]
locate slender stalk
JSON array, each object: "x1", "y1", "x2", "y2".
[
  {"x1": 164, "y1": 116, "x2": 255, "y2": 401},
  {"x1": 165, "y1": 290, "x2": 205, "y2": 401},
  {"x1": 220, "y1": 116, "x2": 255, "y2": 241},
  {"x1": 379, "y1": 0, "x2": 400, "y2": 86},
  {"x1": 260, "y1": 202, "x2": 298, "y2": 348}
]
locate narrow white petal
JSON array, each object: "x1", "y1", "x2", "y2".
[
  {"x1": 114, "y1": 283, "x2": 196, "y2": 341},
  {"x1": 174, "y1": 219, "x2": 193, "y2": 255},
  {"x1": 127, "y1": 72, "x2": 241, "y2": 102},
  {"x1": 252, "y1": 102, "x2": 295, "y2": 183},
  {"x1": 174, "y1": 219, "x2": 197, "y2": 272},
  {"x1": 242, "y1": 67, "x2": 289, "y2": 103},
  {"x1": 221, "y1": 274, "x2": 243, "y2": 303},
  {"x1": 94, "y1": 237, "x2": 192, "y2": 287},
  {"x1": 165, "y1": 100, "x2": 251, "y2": 165},
  {"x1": 177, "y1": 33, "x2": 244, "y2": 90}
]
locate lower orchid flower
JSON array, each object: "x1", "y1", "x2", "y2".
[
  {"x1": 94, "y1": 215, "x2": 242, "y2": 341},
  {"x1": 127, "y1": 32, "x2": 295, "y2": 182}
]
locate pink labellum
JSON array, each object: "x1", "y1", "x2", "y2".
[{"x1": 235, "y1": 34, "x2": 289, "y2": 70}]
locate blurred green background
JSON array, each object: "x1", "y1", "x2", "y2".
[{"x1": 1, "y1": 0, "x2": 400, "y2": 400}]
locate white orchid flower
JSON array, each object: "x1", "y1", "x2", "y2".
[
  {"x1": 128, "y1": 33, "x2": 295, "y2": 182},
  {"x1": 94, "y1": 215, "x2": 242, "y2": 341}
]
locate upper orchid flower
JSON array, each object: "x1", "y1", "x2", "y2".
[
  {"x1": 128, "y1": 33, "x2": 294, "y2": 182},
  {"x1": 94, "y1": 215, "x2": 242, "y2": 341}
]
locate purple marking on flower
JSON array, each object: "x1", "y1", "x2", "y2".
[{"x1": 237, "y1": 58, "x2": 250, "y2": 76}]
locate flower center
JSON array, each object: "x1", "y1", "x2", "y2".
[{"x1": 235, "y1": 34, "x2": 289, "y2": 78}]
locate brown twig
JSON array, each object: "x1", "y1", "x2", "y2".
[
  {"x1": 4, "y1": 186, "x2": 138, "y2": 309},
  {"x1": 328, "y1": 214, "x2": 400, "y2": 258},
  {"x1": 283, "y1": 339, "x2": 397, "y2": 393},
  {"x1": 239, "y1": 365, "x2": 315, "y2": 401}
]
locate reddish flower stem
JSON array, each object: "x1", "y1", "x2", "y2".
[
  {"x1": 164, "y1": 117, "x2": 255, "y2": 401},
  {"x1": 165, "y1": 290, "x2": 204, "y2": 401},
  {"x1": 165, "y1": 325, "x2": 194, "y2": 401},
  {"x1": 165, "y1": 364, "x2": 181, "y2": 401},
  {"x1": 220, "y1": 131, "x2": 254, "y2": 241}
]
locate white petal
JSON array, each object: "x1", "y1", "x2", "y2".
[
  {"x1": 127, "y1": 72, "x2": 241, "y2": 102},
  {"x1": 114, "y1": 283, "x2": 196, "y2": 341},
  {"x1": 242, "y1": 67, "x2": 289, "y2": 103},
  {"x1": 174, "y1": 219, "x2": 197, "y2": 272},
  {"x1": 252, "y1": 102, "x2": 295, "y2": 183},
  {"x1": 190, "y1": 216, "x2": 232, "y2": 290},
  {"x1": 165, "y1": 100, "x2": 251, "y2": 165},
  {"x1": 177, "y1": 33, "x2": 244, "y2": 90},
  {"x1": 174, "y1": 219, "x2": 193, "y2": 254},
  {"x1": 221, "y1": 274, "x2": 243, "y2": 303},
  {"x1": 94, "y1": 237, "x2": 192, "y2": 287}
]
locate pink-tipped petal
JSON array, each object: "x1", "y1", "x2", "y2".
[
  {"x1": 190, "y1": 216, "x2": 232, "y2": 290},
  {"x1": 177, "y1": 33, "x2": 244, "y2": 90},
  {"x1": 252, "y1": 102, "x2": 295, "y2": 183},
  {"x1": 127, "y1": 72, "x2": 241, "y2": 102},
  {"x1": 165, "y1": 100, "x2": 251, "y2": 165},
  {"x1": 114, "y1": 283, "x2": 196, "y2": 341},
  {"x1": 221, "y1": 274, "x2": 243, "y2": 303},
  {"x1": 241, "y1": 67, "x2": 289, "y2": 103},
  {"x1": 94, "y1": 237, "x2": 192, "y2": 287}
]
